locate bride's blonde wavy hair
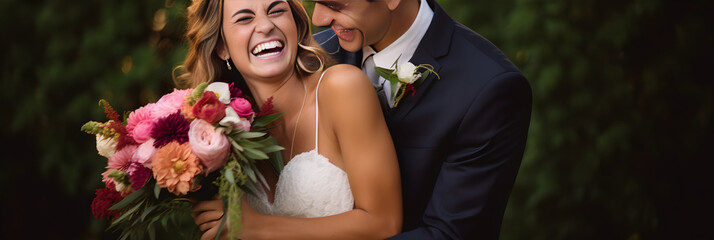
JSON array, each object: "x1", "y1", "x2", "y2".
[{"x1": 174, "y1": 0, "x2": 334, "y2": 88}]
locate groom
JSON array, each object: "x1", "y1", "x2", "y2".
[{"x1": 312, "y1": 0, "x2": 532, "y2": 239}]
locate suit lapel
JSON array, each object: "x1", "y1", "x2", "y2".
[{"x1": 386, "y1": 0, "x2": 454, "y2": 123}]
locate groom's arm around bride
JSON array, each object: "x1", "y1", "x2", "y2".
[{"x1": 313, "y1": 0, "x2": 532, "y2": 239}]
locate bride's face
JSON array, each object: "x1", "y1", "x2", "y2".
[{"x1": 222, "y1": 0, "x2": 297, "y2": 80}]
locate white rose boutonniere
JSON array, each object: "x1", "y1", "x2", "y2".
[{"x1": 375, "y1": 57, "x2": 439, "y2": 108}]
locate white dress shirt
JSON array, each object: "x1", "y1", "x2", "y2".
[{"x1": 361, "y1": 0, "x2": 434, "y2": 106}]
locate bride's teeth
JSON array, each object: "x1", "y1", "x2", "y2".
[{"x1": 252, "y1": 41, "x2": 283, "y2": 56}]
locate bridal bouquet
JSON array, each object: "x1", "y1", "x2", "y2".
[{"x1": 83, "y1": 82, "x2": 283, "y2": 239}]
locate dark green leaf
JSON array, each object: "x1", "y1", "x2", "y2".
[{"x1": 110, "y1": 188, "x2": 146, "y2": 210}]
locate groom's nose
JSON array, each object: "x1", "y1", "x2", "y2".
[{"x1": 311, "y1": 3, "x2": 333, "y2": 27}]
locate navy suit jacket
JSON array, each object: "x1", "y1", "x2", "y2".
[{"x1": 314, "y1": 0, "x2": 532, "y2": 239}]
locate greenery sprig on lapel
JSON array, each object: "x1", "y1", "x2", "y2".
[{"x1": 375, "y1": 57, "x2": 439, "y2": 108}]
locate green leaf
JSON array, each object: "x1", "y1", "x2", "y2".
[
  {"x1": 161, "y1": 215, "x2": 169, "y2": 229},
  {"x1": 375, "y1": 67, "x2": 396, "y2": 79},
  {"x1": 213, "y1": 209, "x2": 228, "y2": 240},
  {"x1": 230, "y1": 138, "x2": 244, "y2": 152},
  {"x1": 225, "y1": 167, "x2": 236, "y2": 185},
  {"x1": 260, "y1": 145, "x2": 284, "y2": 153},
  {"x1": 110, "y1": 187, "x2": 146, "y2": 210},
  {"x1": 389, "y1": 79, "x2": 400, "y2": 99},
  {"x1": 243, "y1": 165, "x2": 258, "y2": 183},
  {"x1": 243, "y1": 147, "x2": 269, "y2": 159},
  {"x1": 236, "y1": 131, "x2": 267, "y2": 139},
  {"x1": 154, "y1": 183, "x2": 161, "y2": 199},
  {"x1": 112, "y1": 201, "x2": 143, "y2": 224},
  {"x1": 149, "y1": 226, "x2": 156, "y2": 240},
  {"x1": 141, "y1": 204, "x2": 159, "y2": 222},
  {"x1": 252, "y1": 112, "x2": 283, "y2": 128},
  {"x1": 234, "y1": 139, "x2": 263, "y2": 148}
]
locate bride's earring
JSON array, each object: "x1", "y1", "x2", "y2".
[{"x1": 225, "y1": 56, "x2": 231, "y2": 70}]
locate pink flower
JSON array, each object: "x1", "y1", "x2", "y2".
[
  {"x1": 189, "y1": 119, "x2": 230, "y2": 174},
  {"x1": 127, "y1": 163, "x2": 151, "y2": 191},
  {"x1": 230, "y1": 97, "x2": 254, "y2": 119},
  {"x1": 134, "y1": 139, "x2": 157, "y2": 168},
  {"x1": 154, "y1": 89, "x2": 192, "y2": 118},
  {"x1": 108, "y1": 145, "x2": 138, "y2": 171},
  {"x1": 126, "y1": 104, "x2": 156, "y2": 143},
  {"x1": 192, "y1": 91, "x2": 226, "y2": 124}
]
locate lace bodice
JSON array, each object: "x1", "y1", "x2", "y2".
[{"x1": 245, "y1": 72, "x2": 354, "y2": 218}]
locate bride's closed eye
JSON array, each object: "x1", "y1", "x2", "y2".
[
  {"x1": 267, "y1": 1, "x2": 288, "y2": 16},
  {"x1": 268, "y1": 8, "x2": 287, "y2": 16}
]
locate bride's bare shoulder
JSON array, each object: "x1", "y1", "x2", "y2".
[
  {"x1": 318, "y1": 64, "x2": 372, "y2": 93},
  {"x1": 316, "y1": 64, "x2": 380, "y2": 112}
]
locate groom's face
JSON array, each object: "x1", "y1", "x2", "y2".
[{"x1": 312, "y1": 0, "x2": 392, "y2": 52}]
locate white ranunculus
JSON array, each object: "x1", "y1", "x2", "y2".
[
  {"x1": 96, "y1": 134, "x2": 117, "y2": 158},
  {"x1": 396, "y1": 62, "x2": 418, "y2": 84},
  {"x1": 219, "y1": 107, "x2": 251, "y2": 132},
  {"x1": 205, "y1": 82, "x2": 231, "y2": 104}
]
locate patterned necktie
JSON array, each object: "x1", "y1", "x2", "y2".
[{"x1": 362, "y1": 54, "x2": 390, "y2": 109}]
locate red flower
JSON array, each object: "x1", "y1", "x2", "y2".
[
  {"x1": 229, "y1": 82, "x2": 243, "y2": 99},
  {"x1": 91, "y1": 187, "x2": 124, "y2": 220},
  {"x1": 405, "y1": 84, "x2": 417, "y2": 96},
  {"x1": 100, "y1": 100, "x2": 136, "y2": 150},
  {"x1": 257, "y1": 96, "x2": 275, "y2": 116},
  {"x1": 192, "y1": 91, "x2": 227, "y2": 124},
  {"x1": 151, "y1": 111, "x2": 190, "y2": 148},
  {"x1": 128, "y1": 163, "x2": 152, "y2": 191}
]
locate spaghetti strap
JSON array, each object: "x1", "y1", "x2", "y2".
[{"x1": 315, "y1": 71, "x2": 327, "y2": 153}]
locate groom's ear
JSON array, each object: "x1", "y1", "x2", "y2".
[{"x1": 386, "y1": 0, "x2": 402, "y2": 11}]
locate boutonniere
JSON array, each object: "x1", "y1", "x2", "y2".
[{"x1": 375, "y1": 58, "x2": 439, "y2": 108}]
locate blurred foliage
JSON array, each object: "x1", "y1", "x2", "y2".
[
  {"x1": 1, "y1": 0, "x2": 189, "y2": 238},
  {"x1": 438, "y1": 0, "x2": 714, "y2": 239},
  {"x1": 1, "y1": 0, "x2": 712, "y2": 239}
]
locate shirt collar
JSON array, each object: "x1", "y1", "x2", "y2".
[{"x1": 362, "y1": 0, "x2": 434, "y2": 68}]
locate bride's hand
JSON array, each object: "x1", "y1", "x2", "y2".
[
  {"x1": 191, "y1": 196, "x2": 226, "y2": 234},
  {"x1": 192, "y1": 197, "x2": 261, "y2": 240}
]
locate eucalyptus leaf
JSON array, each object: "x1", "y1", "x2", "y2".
[
  {"x1": 235, "y1": 139, "x2": 263, "y2": 148},
  {"x1": 243, "y1": 165, "x2": 258, "y2": 183},
  {"x1": 260, "y1": 145, "x2": 284, "y2": 153},
  {"x1": 244, "y1": 147, "x2": 269, "y2": 159},
  {"x1": 236, "y1": 131, "x2": 266, "y2": 139},
  {"x1": 230, "y1": 138, "x2": 244, "y2": 152}
]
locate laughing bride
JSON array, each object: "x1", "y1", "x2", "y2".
[{"x1": 182, "y1": 0, "x2": 402, "y2": 239}]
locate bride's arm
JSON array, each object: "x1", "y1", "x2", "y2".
[
  {"x1": 194, "y1": 65, "x2": 402, "y2": 240},
  {"x1": 246, "y1": 65, "x2": 402, "y2": 240}
]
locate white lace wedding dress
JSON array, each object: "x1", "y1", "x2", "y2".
[{"x1": 245, "y1": 73, "x2": 354, "y2": 218}]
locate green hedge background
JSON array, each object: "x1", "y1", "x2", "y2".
[{"x1": 2, "y1": 0, "x2": 712, "y2": 239}]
